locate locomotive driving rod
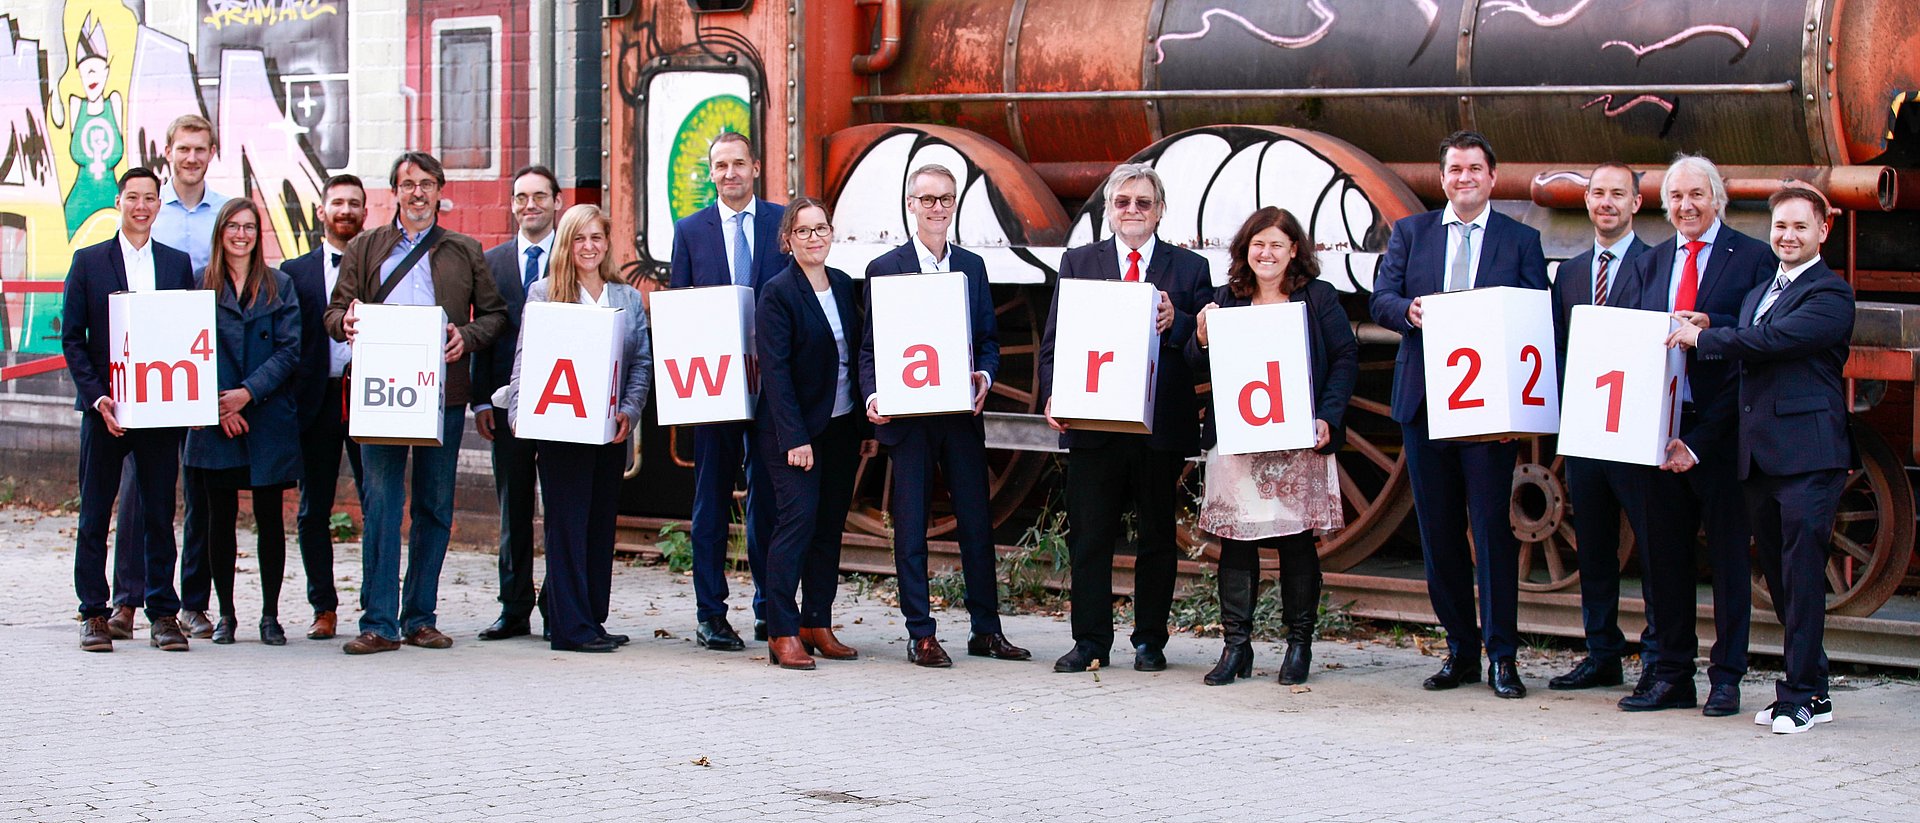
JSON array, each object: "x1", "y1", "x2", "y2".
[
  {"x1": 1388, "y1": 163, "x2": 1905, "y2": 213},
  {"x1": 850, "y1": 82, "x2": 1796, "y2": 104}
]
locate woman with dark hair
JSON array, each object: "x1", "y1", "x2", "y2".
[
  {"x1": 754, "y1": 196, "x2": 866, "y2": 670},
  {"x1": 182, "y1": 197, "x2": 303, "y2": 645},
  {"x1": 1188, "y1": 206, "x2": 1358, "y2": 686}
]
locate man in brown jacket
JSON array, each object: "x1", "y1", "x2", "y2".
[{"x1": 324, "y1": 151, "x2": 507, "y2": 654}]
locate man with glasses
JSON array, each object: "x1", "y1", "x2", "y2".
[
  {"x1": 324, "y1": 152, "x2": 508, "y2": 655},
  {"x1": 859, "y1": 164, "x2": 1029, "y2": 667},
  {"x1": 668, "y1": 132, "x2": 791, "y2": 651},
  {"x1": 1039, "y1": 163, "x2": 1210, "y2": 674},
  {"x1": 472, "y1": 165, "x2": 562, "y2": 642}
]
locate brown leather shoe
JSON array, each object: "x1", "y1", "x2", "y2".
[
  {"x1": 107, "y1": 606, "x2": 136, "y2": 639},
  {"x1": 767, "y1": 636, "x2": 817, "y2": 670},
  {"x1": 81, "y1": 616, "x2": 114, "y2": 652},
  {"x1": 967, "y1": 632, "x2": 1032, "y2": 660},
  {"x1": 182, "y1": 610, "x2": 215, "y2": 639},
  {"x1": 149, "y1": 616, "x2": 190, "y2": 651},
  {"x1": 343, "y1": 631, "x2": 401, "y2": 655},
  {"x1": 405, "y1": 626, "x2": 454, "y2": 649},
  {"x1": 798, "y1": 627, "x2": 859, "y2": 660},
  {"x1": 307, "y1": 611, "x2": 338, "y2": 640},
  {"x1": 908, "y1": 636, "x2": 953, "y2": 668}
]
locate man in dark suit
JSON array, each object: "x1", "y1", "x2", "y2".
[
  {"x1": 1668, "y1": 186, "x2": 1853, "y2": 734},
  {"x1": 1368, "y1": 131, "x2": 1549, "y2": 699},
  {"x1": 1610, "y1": 154, "x2": 1772, "y2": 716},
  {"x1": 471, "y1": 165, "x2": 561, "y2": 641},
  {"x1": 1039, "y1": 163, "x2": 1210, "y2": 674},
  {"x1": 62, "y1": 167, "x2": 197, "y2": 652},
  {"x1": 1547, "y1": 162, "x2": 1660, "y2": 693},
  {"x1": 860, "y1": 164, "x2": 1029, "y2": 667},
  {"x1": 668, "y1": 132, "x2": 790, "y2": 650},
  {"x1": 285, "y1": 173, "x2": 367, "y2": 641}
]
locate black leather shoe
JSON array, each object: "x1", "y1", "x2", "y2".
[
  {"x1": 259, "y1": 616, "x2": 287, "y2": 646},
  {"x1": 558, "y1": 637, "x2": 618, "y2": 653},
  {"x1": 1702, "y1": 683, "x2": 1741, "y2": 717},
  {"x1": 1549, "y1": 656, "x2": 1624, "y2": 690},
  {"x1": 1631, "y1": 665, "x2": 1656, "y2": 697},
  {"x1": 966, "y1": 633, "x2": 1031, "y2": 660},
  {"x1": 605, "y1": 633, "x2": 631, "y2": 646},
  {"x1": 211, "y1": 615, "x2": 237, "y2": 645},
  {"x1": 695, "y1": 617, "x2": 745, "y2": 651},
  {"x1": 1421, "y1": 655, "x2": 1481, "y2": 690},
  {"x1": 1132, "y1": 644, "x2": 1167, "y2": 672},
  {"x1": 478, "y1": 616, "x2": 531, "y2": 641},
  {"x1": 1489, "y1": 659, "x2": 1527, "y2": 699},
  {"x1": 754, "y1": 620, "x2": 768, "y2": 641},
  {"x1": 1618, "y1": 679, "x2": 1698, "y2": 711},
  {"x1": 1203, "y1": 643, "x2": 1254, "y2": 686},
  {"x1": 1053, "y1": 643, "x2": 1111, "y2": 673}
]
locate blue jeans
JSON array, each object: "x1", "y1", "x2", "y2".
[{"x1": 356, "y1": 407, "x2": 464, "y2": 640}]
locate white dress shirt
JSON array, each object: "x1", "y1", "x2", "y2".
[
  {"x1": 1666, "y1": 219, "x2": 1721, "y2": 310},
  {"x1": 717, "y1": 198, "x2": 755, "y2": 278},
  {"x1": 517, "y1": 231, "x2": 555, "y2": 283},
  {"x1": 1116, "y1": 234, "x2": 1157, "y2": 280},
  {"x1": 322, "y1": 240, "x2": 353, "y2": 377},
  {"x1": 813, "y1": 284, "x2": 856, "y2": 417},
  {"x1": 1590, "y1": 232, "x2": 1636, "y2": 303},
  {"x1": 119, "y1": 232, "x2": 156, "y2": 292},
  {"x1": 1440, "y1": 202, "x2": 1491, "y2": 289}
]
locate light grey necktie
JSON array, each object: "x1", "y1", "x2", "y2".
[
  {"x1": 731, "y1": 211, "x2": 753, "y2": 287},
  {"x1": 1753, "y1": 273, "x2": 1791, "y2": 322},
  {"x1": 1447, "y1": 222, "x2": 1476, "y2": 292}
]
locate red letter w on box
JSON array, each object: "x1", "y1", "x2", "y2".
[{"x1": 665, "y1": 355, "x2": 731, "y2": 399}]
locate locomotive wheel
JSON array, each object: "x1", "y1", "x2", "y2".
[
  {"x1": 1509, "y1": 437, "x2": 1634, "y2": 593},
  {"x1": 1750, "y1": 418, "x2": 1914, "y2": 617}
]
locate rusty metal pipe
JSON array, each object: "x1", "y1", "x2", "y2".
[
  {"x1": 851, "y1": 0, "x2": 901, "y2": 75},
  {"x1": 1031, "y1": 162, "x2": 1114, "y2": 201},
  {"x1": 1386, "y1": 163, "x2": 1898, "y2": 213},
  {"x1": 852, "y1": 82, "x2": 1796, "y2": 105}
]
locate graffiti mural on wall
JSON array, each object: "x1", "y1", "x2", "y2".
[{"x1": 0, "y1": 0, "x2": 327, "y2": 368}]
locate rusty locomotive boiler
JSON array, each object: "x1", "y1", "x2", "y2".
[{"x1": 602, "y1": 0, "x2": 1920, "y2": 619}]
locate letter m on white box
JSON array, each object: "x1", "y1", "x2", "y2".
[
  {"x1": 652, "y1": 285, "x2": 756, "y2": 425},
  {"x1": 1049, "y1": 278, "x2": 1160, "y2": 433},
  {"x1": 1558, "y1": 305, "x2": 1684, "y2": 466},
  {"x1": 871, "y1": 272, "x2": 973, "y2": 416},
  {"x1": 108, "y1": 290, "x2": 218, "y2": 428},
  {"x1": 1421, "y1": 286, "x2": 1559, "y2": 440},
  {"x1": 1208, "y1": 302, "x2": 1315, "y2": 455},
  {"x1": 516, "y1": 302, "x2": 629, "y2": 444},
  {"x1": 349, "y1": 304, "x2": 448, "y2": 446}
]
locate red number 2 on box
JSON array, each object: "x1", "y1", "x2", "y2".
[{"x1": 1447, "y1": 346, "x2": 1548, "y2": 411}]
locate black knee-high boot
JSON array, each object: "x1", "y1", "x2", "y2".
[
  {"x1": 1277, "y1": 533, "x2": 1321, "y2": 685},
  {"x1": 1205, "y1": 539, "x2": 1258, "y2": 686}
]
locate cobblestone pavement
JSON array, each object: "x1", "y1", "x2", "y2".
[{"x1": 2, "y1": 506, "x2": 1915, "y2": 822}]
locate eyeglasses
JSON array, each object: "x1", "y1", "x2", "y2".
[
  {"x1": 395, "y1": 180, "x2": 440, "y2": 193},
  {"x1": 512, "y1": 192, "x2": 554, "y2": 206},
  {"x1": 1110, "y1": 196, "x2": 1158, "y2": 212},
  {"x1": 222, "y1": 222, "x2": 260, "y2": 236},
  {"x1": 911, "y1": 194, "x2": 956, "y2": 209},
  {"x1": 789, "y1": 225, "x2": 833, "y2": 239}
]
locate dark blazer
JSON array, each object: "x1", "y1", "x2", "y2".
[
  {"x1": 754, "y1": 264, "x2": 866, "y2": 453},
  {"x1": 669, "y1": 199, "x2": 792, "y2": 290},
  {"x1": 182, "y1": 269, "x2": 304, "y2": 487},
  {"x1": 1184, "y1": 279, "x2": 1358, "y2": 455},
  {"x1": 1038, "y1": 236, "x2": 1212, "y2": 455},
  {"x1": 61, "y1": 236, "x2": 197, "y2": 412},
  {"x1": 470, "y1": 239, "x2": 536, "y2": 411},
  {"x1": 1550, "y1": 235, "x2": 1652, "y2": 365},
  {"x1": 1610, "y1": 223, "x2": 1774, "y2": 455},
  {"x1": 1696, "y1": 261, "x2": 1855, "y2": 479},
  {"x1": 321, "y1": 221, "x2": 508, "y2": 407},
  {"x1": 282, "y1": 246, "x2": 332, "y2": 429},
  {"x1": 1368, "y1": 209, "x2": 1550, "y2": 424},
  {"x1": 858, "y1": 240, "x2": 999, "y2": 446}
]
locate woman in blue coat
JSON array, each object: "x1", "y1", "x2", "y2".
[
  {"x1": 499, "y1": 204, "x2": 652, "y2": 653},
  {"x1": 754, "y1": 197, "x2": 867, "y2": 670},
  {"x1": 183, "y1": 198, "x2": 303, "y2": 645}
]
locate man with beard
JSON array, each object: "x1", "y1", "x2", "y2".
[
  {"x1": 284, "y1": 174, "x2": 367, "y2": 641},
  {"x1": 325, "y1": 152, "x2": 507, "y2": 655},
  {"x1": 472, "y1": 165, "x2": 562, "y2": 642}
]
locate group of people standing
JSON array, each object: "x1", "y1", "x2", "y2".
[{"x1": 62, "y1": 122, "x2": 1851, "y2": 735}]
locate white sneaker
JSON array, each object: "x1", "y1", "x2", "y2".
[
  {"x1": 1755, "y1": 695, "x2": 1832, "y2": 726},
  {"x1": 1771, "y1": 701, "x2": 1817, "y2": 734}
]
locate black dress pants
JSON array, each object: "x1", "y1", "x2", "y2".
[
  {"x1": 535, "y1": 439, "x2": 623, "y2": 649},
  {"x1": 1064, "y1": 437, "x2": 1184, "y2": 652},
  {"x1": 759, "y1": 414, "x2": 860, "y2": 637}
]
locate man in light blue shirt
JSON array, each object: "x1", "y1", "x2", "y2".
[{"x1": 149, "y1": 115, "x2": 229, "y2": 274}]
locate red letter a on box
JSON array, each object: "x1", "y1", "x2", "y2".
[
  {"x1": 902, "y1": 344, "x2": 940, "y2": 389},
  {"x1": 535, "y1": 359, "x2": 587, "y2": 418}
]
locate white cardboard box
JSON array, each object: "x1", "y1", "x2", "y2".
[
  {"x1": 107, "y1": 290, "x2": 218, "y2": 428},
  {"x1": 515, "y1": 301, "x2": 629, "y2": 444},
  {"x1": 1049, "y1": 278, "x2": 1161, "y2": 433},
  {"x1": 1207, "y1": 302, "x2": 1316, "y2": 455},
  {"x1": 1558, "y1": 305, "x2": 1686, "y2": 466},
  {"x1": 651, "y1": 285, "x2": 757, "y2": 425},
  {"x1": 869, "y1": 272, "x2": 974, "y2": 417},
  {"x1": 1421, "y1": 286, "x2": 1560, "y2": 440},
  {"x1": 349, "y1": 304, "x2": 448, "y2": 446}
]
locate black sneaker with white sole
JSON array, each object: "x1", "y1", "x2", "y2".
[
  {"x1": 1770, "y1": 701, "x2": 1819, "y2": 734},
  {"x1": 1754, "y1": 695, "x2": 1832, "y2": 726}
]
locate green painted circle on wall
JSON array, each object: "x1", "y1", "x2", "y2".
[{"x1": 667, "y1": 95, "x2": 751, "y2": 220}]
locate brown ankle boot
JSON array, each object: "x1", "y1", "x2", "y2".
[
  {"x1": 767, "y1": 636, "x2": 816, "y2": 670},
  {"x1": 798, "y1": 627, "x2": 859, "y2": 660}
]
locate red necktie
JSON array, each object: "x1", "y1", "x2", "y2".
[
  {"x1": 1675, "y1": 240, "x2": 1705, "y2": 312},
  {"x1": 1123, "y1": 250, "x2": 1142, "y2": 282}
]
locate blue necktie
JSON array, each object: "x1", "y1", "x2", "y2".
[
  {"x1": 523, "y1": 245, "x2": 543, "y2": 289},
  {"x1": 731, "y1": 211, "x2": 753, "y2": 287}
]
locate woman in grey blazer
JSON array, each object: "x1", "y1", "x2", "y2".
[{"x1": 498, "y1": 204, "x2": 651, "y2": 652}]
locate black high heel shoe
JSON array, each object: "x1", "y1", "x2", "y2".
[{"x1": 1203, "y1": 643, "x2": 1254, "y2": 686}]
